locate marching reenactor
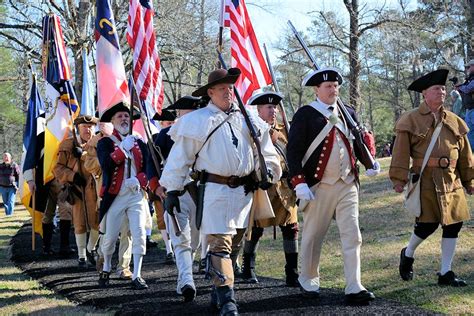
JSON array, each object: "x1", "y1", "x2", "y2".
[
  {"x1": 84, "y1": 121, "x2": 133, "y2": 279},
  {"x1": 159, "y1": 68, "x2": 281, "y2": 316},
  {"x1": 96, "y1": 102, "x2": 150, "y2": 290},
  {"x1": 390, "y1": 69, "x2": 473, "y2": 286},
  {"x1": 239, "y1": 91, "x2": 299, "y2": 286},
  {"x1": 53, "y1": 115, "x2": 100, "y2": 267},
  {"x1": 287, "y1": 68, "x2": 380, "y2": 305},
  {"x1": 150, "y1": 108, "x2": 177, "y2": 264},
  {"x1": 149, "y1": 96, "x2": 203, "y2": 302}
]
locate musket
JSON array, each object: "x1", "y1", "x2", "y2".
[
  {"x1": 129, "y1": 79, "x2": 181, "y2": 236},
  {"x1": 217, "y1": 51, "x2": 272, "y2": 189},
  {"x1": 263, "y1": 43, "x2": 290, "y2": 134},
  {"x1": 287, "y1": 20, "x2": 375, "y2": 170}
]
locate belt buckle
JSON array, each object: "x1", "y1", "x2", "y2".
[
  {"x1": 438, "y1": 156, "x2": 450, "y2": 169},
  {"x1": 227, "y1": 176, "x2": 240, "y2": 188}
]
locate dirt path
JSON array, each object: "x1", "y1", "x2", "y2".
[{"x1": 11, "y1": 223, "x2": 438, "y2": 315}]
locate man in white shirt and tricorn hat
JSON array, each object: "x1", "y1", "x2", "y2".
[
  {"x1": 287, "y1": 67, "x2": 379, "y2": 305},
  {"x1": 96, "y1": 102, "x2": 150, "y2": 290},
  {"x1": 159, "y1": 68, "x2": 281, "y2": 316}
]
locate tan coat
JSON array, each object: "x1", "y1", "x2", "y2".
[
  {"x1": 53, "y1": 137, "x2": 99, "y2": 233},
  {"x1": 256, "y1": 126, "x2": 298, "y2": 227},
  {"x1": 389, "y1": 102, "x2": 473, "y2": 225}
]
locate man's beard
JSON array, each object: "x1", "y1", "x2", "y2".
[{"x1": 115, "y1": 122, "x2": 129, "y2": 136}]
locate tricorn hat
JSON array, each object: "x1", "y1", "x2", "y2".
[
  {"x1": 74, "y1": 115, "x2": 99, "y2": 126},
  {"x1": 192, "y1": 68, "x2": 241, "y2": 97},
  {"x1": 152, "y1": 109, "x2": 177, "y2": 121},
  {"x1": 99, "y1": 102, "x2": 141, "y2": 122},
  {"x1": 302, "y1": 67, "x2": 343, "y2": 87},
  {"x1": 167, "y1": 96, "x2": 202, "y2": 110},
  {"x1": 248, "y1": 91, "x2": 283, "y2": 106},
  {"x1": 407, "y1": 69, "x2": 449, "y2": 93}
]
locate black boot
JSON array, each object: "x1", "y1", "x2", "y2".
[
  {"x1": 399, "y1": 247, "x2": 414, "y2": 281},
  {"x1": 42, "y1": 223, "x2": 55, "y2": 255},
  {"x1": 230, "y1": 250, "x2": 241, "y2": 277},
  {"x1": 59, "y1": 220, "x2": 75, "y2": 256},
  {"x1": 284, "y1": 252, "x2": 299, "y2": 287},
  {"x1": 241, "y1": 251, "x2": 258, "y2": 283},
  {"x1": 216, "y1": 285, "x2": 238, "y2": 316}
]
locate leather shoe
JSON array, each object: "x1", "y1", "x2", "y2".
[
  {"x1": 146, "y1": 236, "x2": 158, "y2": 249},
  {"x1": 98, "y1": 271, "x2": 110, "y2": 288},
  {"x1": 438, "y1": 271, "x2": 467, "y2": 287},
  {"x1": 118, "y1": 268, "x2": 133, "y2": 280},
  {"x1": 199, "y1": 258, "x2": 207, "y2": 274},
  {"x1": 181, "y1": 284, "x2": 196, "y2": 302},
  {"x1": 165, "y1": 252, "x2": 176, "y2": 265},
  {"x1": 399, "y1": 247, "x2": 414, "y2": 281},
  {"x1": 78, "y1": 258, "x2": 87, "y2": 268},
  {"x1": 345, "y1": 290, "x2": 375, "y2": 305},
  {"x1": 300, "y1": 285, "x2": 320, "y2": 298},
  {"x1": 131, "y1": 277, "x2": 148, "y2": 290}
]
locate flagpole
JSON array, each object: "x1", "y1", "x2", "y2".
[
  {"x1": 31, "y1": 169, "x2": 36, "y2": 251},
  {"x1": 217, "y1": 0, "x2": 225, "y2": 68}
]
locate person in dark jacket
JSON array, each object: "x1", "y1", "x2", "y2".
[{"x1": 0, "y1": 152, "x2": 19, "y2": 216}]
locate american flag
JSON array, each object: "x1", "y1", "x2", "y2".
[
  {"x1": 127, "y1": 0, "x2": 164, "y2": 117},
  {"x1": 220, "y1": 0, "x2": 272, "y2": 104}
]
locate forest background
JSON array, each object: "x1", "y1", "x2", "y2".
[{"x1": 0, "y1": 0, "x2": 473, "y2": 159}]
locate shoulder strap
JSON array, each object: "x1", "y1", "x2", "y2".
[
  {"x1": 191, "y1": 113, "x2": 234, "y2": 171},
  {"x1": 302, "y1": 123, "x2": 334, "y2": 166},
  {"x1": 419, "y1": 122, "x2": 443, "y2": 176}
]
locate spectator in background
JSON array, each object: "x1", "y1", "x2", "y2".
[
  {"x1": 382, "y1": 143, "x2": 392, "y2": 157},
  {"x1": 450, "y1": 90, "x2": 464, "y2": 118},
  {"x1": 456, "y1": 59, "x2": 474, "y2": 150},
  {"x1": 0, "y1": 152, "x2": 20, "y2": 216}
]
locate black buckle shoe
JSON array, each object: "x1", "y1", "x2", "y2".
[
  {"x1": 285, "y1": 268, "x2": 299, "y2": 287},
  {"x1": 241, "y1": 268, "x2": 258, "y2": 283},
  {"x1": 399, "y1": 247, "x2": 414, "y2": 281},
  {"x1": 131, "y1": 277, "x2": 148, "y2": 290},
  {"x1": 199, "y1": 258, "x2": 207, "y2": 274},
  {"x1": 86, "y1": 250, "x2": 97, "y2": 266},
  {"x1": 98, "y1": 271, "x2": 110, "y2": 288},
  {"x1": 345, "y1": 290, "x2": 375, "y2": 305},
  {"x1": 220, "y1": 301, "x2": 238, "y2": 316},
  {"x1": 78, "y1": 258, "x2": 87, "y2": 268},
  {"x1": 146, "y1": 236, "x2": 158, "y2": 249},
  {"x1": 165, "y1": 252, "x2": 176, "y2": 265},
  {"x1": 300, "y1": 285, "x2": 320, "y2": 298},
  {"x1": 438, "y1": 271, "x2": 467, "y2": 287},
  {"x1": 181, "y1": 284, "x2": 196, "y2": 302}
]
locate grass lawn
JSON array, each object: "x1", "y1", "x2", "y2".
[
  {"x1": 0, "y1": 157, "x2": 472, "y2": 314},
  {"x1": 0, "y1": 205, "x2": 106, "y2": 315}
]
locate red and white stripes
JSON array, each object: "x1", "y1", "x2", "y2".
[
  {"x1": 222, "y1": 0, "x2": 272, "y2": 104},
  {"x1": 127, "y1": 0, "x2": 164, "y2": 116}
]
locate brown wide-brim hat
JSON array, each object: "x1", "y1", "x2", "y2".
[
  {"x1": 192, "y1": 68, "x2": 241, "y2": 97},
  {"x1": 74, "y1": 115, "x2": 99, "y2": 126},
  {"x1": 407, "y1": 69, "x2": 449, "y2": 93},
  {"x1": 100, "y1": 102, "x2": 141, "y2": 122}
]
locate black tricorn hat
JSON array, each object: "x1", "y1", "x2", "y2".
[
  {"x1": 152, "y1": 109, "x2": 177, "y2": 121},
  {"x1": 303, "y1": 67, "x2": 343, "y2": 86},
  {"x1": 74, "y1": 115, "x2": 99, "y2": 126},
  {"x1": 167, "y1": 96, "x2": 202, "y2": 110},
  {"x1": 99, "y1": 102, "x2": 141, "y2": 122},
  {"x1": 248, "y1": 91, "x2": 283, "y2": 106},
  {"x1": 192, "y1": 68, "x2": 241, "y2": 97},
  {"x1": 407, "y1": 69, "x2": 449, "y2": 93}
]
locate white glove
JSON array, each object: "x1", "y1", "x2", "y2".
[
  {"x1": 295, "y1": 183, "x2": 315, "y2": 201},
  {"x1": 121, "y1": 135, "x2": 135, "y2": 151},
  {"x1": 124, "y1": 177, "x2": 140, "y2": 193},
  {"x1": 365, "y1": 161, "x2": 381, "y2": 177}
]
